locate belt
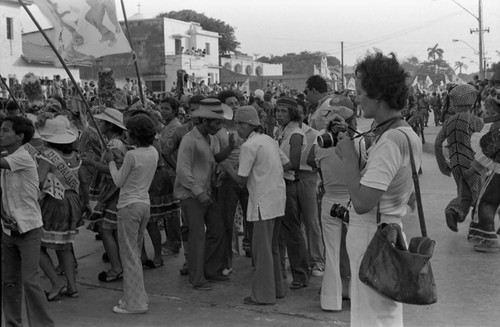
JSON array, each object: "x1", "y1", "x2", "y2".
[{"x1": 284, "y1": 178, "x2": 299, "y2": 185}]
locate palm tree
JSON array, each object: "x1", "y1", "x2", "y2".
[
  {"x1": 454, "y1": 61, "x2": 468, "y2": 74},
  {"x1": 427, "y1": 44, "x2": 444, "y2": 61}
]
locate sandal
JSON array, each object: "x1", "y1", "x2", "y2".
[
  {"x1": 290, "y1": 281, "x2": 307, "y2": 290},
  {"x1": 45, "y1": 285, "x2": 67, "y2": 302},
  {"x1": 143, "y1": 259, "x2": 164, "y2": 269},
  {"x1": 98, "y1": 270, "x2": 123, "y2": 282}
]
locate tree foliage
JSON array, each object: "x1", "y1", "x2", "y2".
[
  {"x1": 401, "y1": 57, "x2": 454, "y2": 85},
  {"x1": 257, "y1": 51, "x2": 340, "y2": 75},
  {"x1": 157, "y1": 10, "x2": 240, "y2": 55},
  {"x1": 427, "y1": 43, "x2": 444, "y2": 61}
]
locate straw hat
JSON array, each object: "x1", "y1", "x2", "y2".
[
  {"x1": 192, "y1": 99, "x2": 233, "y2": 120},
  {"x1": 94, "y1": 108, "x2": 126, "y2": 130},
  {"x1": 37, "y1": 115, "x2": 78, "y2": 144}
]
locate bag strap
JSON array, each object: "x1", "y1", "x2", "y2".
[{"x1": 397, "y1": 129, "x2": 427, "y2": 237}]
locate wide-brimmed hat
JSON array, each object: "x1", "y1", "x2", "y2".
[
  {"x1": 94, "y1": 108, "x2": 126, "y2": 130},
  {"x1": 235, "y1": 106, "x2": 260, "y2": 126},
  {"x1": 192, "y1": 99, "x2": 233, "y2": 120},
  {"x1": 37, "y1": 115, "x2": 78, "y2": 144}
]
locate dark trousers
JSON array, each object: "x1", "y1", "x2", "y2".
[
  {"x1": 218, "y1": 177, "x2": 248, "y2": 269},
  {"x1": 252, "y1": 217, "x2": 286, "y2": 303},
  {"x1": 279, "y1": 182, "x2": 310, "y2": 285},
  {"x1": 2, "y1": 228, "x2": 55, "y2": 327},
  {"x1": 181, "y1": 197, "x2": 224, "y2": 286}
]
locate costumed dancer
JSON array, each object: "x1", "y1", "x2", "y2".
[
  {"x1": 36, "y1": 115, "x2": 89, "y2": 300},
  {"x1": 435, "y1": 84, "x2": 484, "y2": 232},
  {"x1": 467, "y1": 97, "x2": 500, "y2": 252},
  {"x1": 82, "y1": 108, "x2": 128, "y2": 282}
]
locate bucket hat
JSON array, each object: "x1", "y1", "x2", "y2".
[{"x1": 235, "y1": 106, "x2": 260, "y2": 126}]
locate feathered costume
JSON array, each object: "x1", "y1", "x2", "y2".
[{"x1": 435, "y1": 84, "x2": 484, "y2": 232}]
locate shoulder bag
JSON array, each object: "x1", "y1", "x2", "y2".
[{"x1": 358, "y1": 130, "x2": 438, "y2": 305}]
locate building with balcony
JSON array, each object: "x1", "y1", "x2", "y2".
[
  {"x1": 80, "y1": 14, "x2": 220, "y2": 92},
  {"x1": 0, "y1": 0, "x2": 80, "y2": 89}
]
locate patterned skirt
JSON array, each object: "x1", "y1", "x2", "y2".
[
  {"x1": 87, "y1": 176, "x2": 120, "y2": 231},
  {"x1": 41, "y1": 190, "x2": 84, "y2": 249},
  {"x1": 149, "y1": 165, "x2": 177, "y2": 224}
]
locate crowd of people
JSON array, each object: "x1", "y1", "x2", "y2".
[{"x1": 1, "y1": 51, "x2": 500, "y2": 327}]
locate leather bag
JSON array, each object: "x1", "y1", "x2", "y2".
[{"x1": 358, "y1": 130, "x2": 438, "y2": 305}]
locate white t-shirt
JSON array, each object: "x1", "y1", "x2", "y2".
[
  {"x1": 300, "y1": 123, "x2": 320, "y2": 171},
  {"x1": 1, "y1": 146, "x2": 43, "y2": 234},
  {"x1": 109, "y1": 145, "x2": 158, "y2": 209},
  {"x1": 238, "y1": 132, "x2": 289, "y2": 222},
  {"x1": 277, "y1": 121, "x2": 306, "y2": 180},
  {"x1": 360, "y1": 126, "x2": 422, "y2": 219}
]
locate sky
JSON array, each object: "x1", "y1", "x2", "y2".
[{"x1": 21, "y1": 0, "x2": 500, "y2": 74}]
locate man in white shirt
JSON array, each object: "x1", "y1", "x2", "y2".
[
  {"x1": 221, "y1": 106, "x2": 289, "y2": 305},
  {"x1": 1, "y1": 115, "x2": 54, "y2": 326}
]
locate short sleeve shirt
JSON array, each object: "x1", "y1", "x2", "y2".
[
  {"x1": 1, "y1": 146, "x2": 43, "y2": 234},
  {"x1": 239, "y1": 132, "x2": 288, "y2": 221}
]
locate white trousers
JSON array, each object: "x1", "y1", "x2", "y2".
[{"x1": 346, "y1": 220, "x2": 403, "y2": 327}]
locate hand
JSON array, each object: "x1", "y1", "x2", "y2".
[
  {"x1": 103, "y1": 150, "x2": 114, "y2": 163},
  {"x1": 83, "y1": 204, "x2": 92, "y2": 218},
  {"x1": 335, "y1": 132, "x2": 356, "y2": 161},
  {"x1": 1, "y1": 215, "x2": 18, "y2": 231},
  {"x1": 218, "y1": 160, "x2": 233, "y2": 173},
  {"x1": 80, "y1": 154, "x2": 95, "y2": 166},
  {"x1": 197, "y1": 192, "x2": 213, "y2": 208}
]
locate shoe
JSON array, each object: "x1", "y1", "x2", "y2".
[
  {"x1": 445, "y1": 209, "x2": 459, "y2": 232},
  {"x1": 112, "y1": 305, "x2": 147, "y2": 314},
  {"x1": 243, "y1": 296, "x2": 275, "y2": 305},
  {"x1": 206, "y1": 274, "x2": 230, "y2": 282},
  {"x1": 311, "y1": 266, "x2": 324, "y2": 277},
  {"x1": 62, "y1": 289, "x2": 79, "y2": 298},
  {"x1": 98, "y1": 270, "x2": 123, "y2": 282},
  {"x1": 179, "y1": 262, "x2": 189, "y2": 276},
  {"x1": 474, "y1": 239, "x2": 500, "y2": 253},
  {"x1": 468, "y1": 235, "x2": 482, "y2": 245},
  {"x1": 222, "y1": 267, "x2": 233, "y2": 276},
  {"x1": 189, "y1": 282, "x2": 212, "y2": 291},
  {"x1": 45, "y1": 285, "x2": 67, "y2": 302},
  {"x1": 143, "y1": 259, "x2": 164, "y2": 269},
  {"x1": 290, "y1": 281, "x2": 307, "y2": 290},
  {"x1": 161, "y1": 247, "x2": 179, "y2": 257}
]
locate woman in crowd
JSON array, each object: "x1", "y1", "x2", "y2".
[
  {"x1": 36, "y1": 115, "x2": 89, "y2": 300},
  {"x1": 82, "y1": 108, "x2": 128, "y2": 282},
  {"x1": 274, "y1": 96, "x2": 310, "y2": 290},
  {"x1": 336, "y1": 52, "x2": 422, "y2": 327}
]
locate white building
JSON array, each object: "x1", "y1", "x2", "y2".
[
  {"x1": 0, "y1": 0, "x2": 80, "y2": 88},
  {"x1": 81, "y1": 14, "x2": 220, "y2": 92},
  {"x1": 220, "y1": 54, "x2": 282, "y2": 76}
]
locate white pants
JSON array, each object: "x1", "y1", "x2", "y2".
[
  {"x1": 320, "y1": 195, "x2": 347, "y2": 311},
  {"x1": 346, "y1": 219, "x2": 403, "y2": 327}
]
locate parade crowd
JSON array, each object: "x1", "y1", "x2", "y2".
[{"x1": 1, "y1": 52, "x2": 500, "y2": 327}]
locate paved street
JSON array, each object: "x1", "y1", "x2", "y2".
[{"x1": 33, "y1": 118, "x2": 500, "y2": 327}]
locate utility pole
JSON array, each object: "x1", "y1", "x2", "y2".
[
  {"x1": 341, "y1": 41, "x2": 344, "y2": 91},
  {"x1": 468, "y1": 0, "x2": 489, "y2": 79}
]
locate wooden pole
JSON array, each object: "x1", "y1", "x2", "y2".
[
  {"x1": 120, "y1": 0, "x2": 145, "y2": 105},
  {"x1": 18, "y1": 0, "x2": 107, "y2": 149},
  {"x1": 0, "y1": 75, "x2": 24, "y2": 114}
]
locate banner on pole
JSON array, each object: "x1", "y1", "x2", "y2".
[
  {"x1": 240, "y1": 78, "x2": 250, "y2": 95},
  {"x1": 347, "y1": 77, "x2": 356, "y2": 90},
  {"x1": 424, "y1": 75, "x2": 433, "y2": 89},
  {"x1": 32, "y1": 0, "x2": 132, "y2": 65}
]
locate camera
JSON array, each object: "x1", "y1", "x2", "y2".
[
  {"x1": 317, "y1": 121, "x2": 347, "y2": 148},
  {"x1": 330, "y1": 203, "x2": 350, "y2": 223}
]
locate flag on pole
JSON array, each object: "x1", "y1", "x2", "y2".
[
  {"x1": 424, "y1": 75, "x2": 433, "y2": 89},
  {"x1": 313, "y1": 65, "x2": 320, "y2": 75},
  {"x1": 451, "y1": 74, "x2": 466, "y2": 85},
  {"x1": 347, "y1": 77, "x2": 356, "y2": 90},
  {"x1": 240, "y1": 78, "x2": 250, "y2": 95},
  {"x1": 32, "y1": 0, "x2": 132, "y2": 65},
  {"x1": 444, "y1": 74, "x2": 451, "y2": 85},
  {"x1": 320, "y1": 57, "x2": 332, "y2": 80},
  {"x1": 343, "y1": 75, "x2": 347, "y2": 89}
]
